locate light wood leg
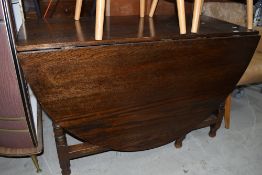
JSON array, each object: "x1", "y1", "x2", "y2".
[
  {"x1": 75, "y1": 21, "x2": 84, "y2": 41},
  {"x1": 149, "y1": 18, "x2": 156, "y2": 37},
  {"x1": 106, "y1": 0, "x2": 111, "y2": 16},
  {"x1": 140, "y1": 0, "x2": 145, "y2": 18},
  {"x1": 247, "y1": 0, "x2": 253, "y2": 30},
  {"x1": 191, "y1": 0, "x2": 203, "y2": 33},
  {"x1": 176, "y1": 0, "x2": 186, "y2": 34},
  {"x1": 74, "y1": 0, "x2": 83, "y2": 20},
  {"x1": 31, "y1": 155, "x2": 42, "y2": 173},
  {"x1": 138, "y1": 18, "x2": 144, "y2": 37},
  {"x1": 200, "y1": 0, "x2": 204, "y2": 13},
  {"x1": 95, "y1": 0, "x2": 106, "y2": 40},
  {"x1": 224, "y1": 95, "x2": 231, "y2": 129},
  {"x1": 149, "y1": 0, "x2": 159, "y2": 17}
]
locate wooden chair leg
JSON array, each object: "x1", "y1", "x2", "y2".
[
  {"x1": 140, "y1": 0, "x2": 145, "y2": 17},
  {"x1": 31, "y1": 155, "x2": 42, "y2": 173},
  {"x1": 247, "y1": 0, "x2": 253, "y2": 30},
  {"x1": 138, "y1": 18, "x2": 144, "y2": 37},
  {"x1": 191, "y1": 0, "x2": 203, "y2": 33},
  {"x1": 149, "y1": 18, "x2": 156, "y2": 37},
  {"x1": 75, "y1": 21, "x2": 84, "y2": 41},
  {"x1": 200, "y1": 0, "x2": 204, "y2": 13},
  {"x1": 74, "y1": 0, "x2": 83, "y2": 20},
  {"x1": 224, "y1": 95, "x2": 231, "y2": 129},
  {"x1": 95, "y1": 0, "x2": 106, "y2": 40},
  {"x1": 176, "y1": 0, "x2": 186, "y2": 34},
  {"x1": 149, "y1": 0, "x2": 159, "y2": 17},
  {"x1": 53, "y1": 124, "x2": 71, "y2": 175}
]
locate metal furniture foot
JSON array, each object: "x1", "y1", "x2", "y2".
[{"x1": 31, "y1": 155, "x2": 42, "y2": 173}]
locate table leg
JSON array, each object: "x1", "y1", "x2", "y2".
[
  {"x1": 174, "y1": 135, "x2": 186, "y2": 148},
  {"x1": 53, "y1": 124, "x2": 71, "y2": 175},
  {"x1": 209, "y1": 105, "x2": 224, "y2": 137}
]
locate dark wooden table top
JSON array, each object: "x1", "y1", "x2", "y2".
[
  {"x1": 16, "y1": 15, "x2": 258, "y2": 52},
  {"x1": 16, "y1": 15, "x2": 260, "y2": 151}
]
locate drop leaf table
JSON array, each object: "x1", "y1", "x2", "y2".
[{"x1": 16, "y1": 15, "x2": 259, "y2": 175}]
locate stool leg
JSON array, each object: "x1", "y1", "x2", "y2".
[
  {"x1": 200, "y1": 0, "x2": 204, "y2": 13},
  {"x1": 176, "y1": 0, "x2": 186, "y2": 34},
  {"x1": 149, "y1": 0, "x2": 159, "y2": 17},
  {"x1": 74, "y1": 0, "x2": 83, "y2": 20},
  {"x1": 140, "y1": 0, "x2": 145, "y2": 17},
  {"x1": 31, "y1": 155, "x2": 42, "y2": 173},
  {"x1": 247, "y1": 0, "x2": 253, "y2": 30},
  {"x1": 95, "y1": 0, "x2": 106, "y2": 40},
  {"x1": 224, "y1": 95, "x2": 231, "y2": 129},
  {"x1": 138, "y1": 18, "x2": 144, "y2": 37},
  {"x1": 149, "y1": 18, "x2": 156, "y2": 37},
  {"x1": 191, "y1": 0, "x2": 203, "y2": 33}
]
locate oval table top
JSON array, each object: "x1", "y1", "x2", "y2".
[{"x1": 17, "y1": 16, "x2": 260, "y2": 151}]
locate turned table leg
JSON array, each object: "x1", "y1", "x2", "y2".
[
  {"x1": 176, "y1": 0, "x2": 186, "y2": 34},
  {"x1": 174, "y1": 135, "x2": 186, "y2": 148},
  {"x1": 53, "y1": 124, "x2": 71, "y2": 175},
  {"x1": 209, "y1": 105, "x2": 224, "y2": 138},
  {"x1": 191, "y1": 0, "x2": 203, "y2": 33}
]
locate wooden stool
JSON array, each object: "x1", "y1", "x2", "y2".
[
  {"x1": 75, "y1": 0, "x2": 146, "y2": 40},
  {"x1": 191, "y1": 0, "x2": 253, "y2": 33},
  {"x1": 149, "y1": 0, "x2": 186, "y2": 34}
]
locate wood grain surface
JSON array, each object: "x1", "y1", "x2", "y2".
[
  {"x1": 18, "y1": 16, "x2": 259, "y2": 150},
  {"x1": 16, "y1": 15, "x2": 257, "y2": 52}
]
